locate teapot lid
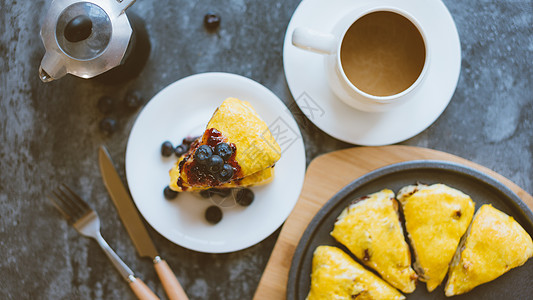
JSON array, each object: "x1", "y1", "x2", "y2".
[{"x1": 39, "y1": 0, "x2": 135, "y2": 82}]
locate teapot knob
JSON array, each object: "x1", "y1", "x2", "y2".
[{"x1": 64, "y1": 15, "x2": 93, "y2": 42}]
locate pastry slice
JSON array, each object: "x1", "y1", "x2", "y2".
[
  {"x1": 307, "y1": 245, "x2": 405, "y2": 300},
  {"x1": 330, "y1": 189, "x2": 417, "y2": 293},
  {"x1": 397, "y1": 183, "x2": 475, "y2": 292},
  {"x1": 169, "y1": 98, "x2": 281, "y2": 191},
  {"x1": 445, "y1": 204, "x2": 533, "y2": 296}
]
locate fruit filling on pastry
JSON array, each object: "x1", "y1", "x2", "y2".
[{"x1": 169, "y1": 97, "x2": 280, "y2": 192}]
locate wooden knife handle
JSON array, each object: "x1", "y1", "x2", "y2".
[
  {"x1": 154, "y1": 257, "x2": 189, "y2": 300},
  {"x1": 129, "y1": 276, "x2": 160, "y2": 300}
]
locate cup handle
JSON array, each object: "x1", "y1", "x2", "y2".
[{"x1": 292, "y1": 27, "x2": 337, "y2": 54}]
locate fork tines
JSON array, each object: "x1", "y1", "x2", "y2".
[{"x1": 49, "y1": 184, "x2": 92, "y2": 224}]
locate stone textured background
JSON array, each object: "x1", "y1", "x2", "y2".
[{"x1": 0, "y1": 0, "x2": 531, "y2": 299}]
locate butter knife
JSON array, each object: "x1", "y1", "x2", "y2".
[{"x1": 99, "y1": 145, "x2": 189, "y2": 300}]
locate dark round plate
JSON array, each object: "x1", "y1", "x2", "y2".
[{"x1": 287, "y1": 160, "x2": 533, "y2": 300}]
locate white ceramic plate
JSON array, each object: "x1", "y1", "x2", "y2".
[
  {"x1": 283, "y1": 0, "x2": 461, "y2": 146},
  {"x1": 125, "y1": 72, "x2": 306, "y2": 253}
]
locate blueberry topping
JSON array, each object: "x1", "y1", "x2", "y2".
[
  {"x1": 205, "y1": 205, "x2": 222, "y2": 224},
  {"x1": 195, "y1": 145, "x2": 213, "y2": 164},
  {"x1": 99, "y1": 117, "x2": 117, "y2": 135},
  {"x1": 235, "y1": 188, "x2": 254, "y2": 206},
  {"x1": 204, "y1": 13, "x2": 221, "y2": 31},
  {"x1": 215, "y1": 143, "x2": 233, "y2": 161},
  {"x1": 216, "y1": 164, "x2": 234, "y2": 182},
  {"x1": 97, "y1": 96, "x2": 114, "y2": 114},
  {"x1": 161, "y1": 141, "x2": 174, "y2": 157},
  {"x1": 124, "y1": 90, "x2": 143, "y2": 109},
  {"x1": 207, "y1": 155, "x2": 224, "y2": 173},
  {"x1": 174, "y1": 144, "x2": 188, "y2": 157},
  {"x1": 163, "y1": 185, "x2": 179, "y2": 200}
]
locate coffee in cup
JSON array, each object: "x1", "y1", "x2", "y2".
[
  {"x1": 340, "y1": 11, "x2": 426, "y2": 97},
  {"x1": 292, "y1": 7, "x2": 429, "y2": 112}
]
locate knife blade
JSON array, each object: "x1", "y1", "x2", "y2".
[{"x1": 99, "y1": 145, "x2": 189, "y2": 300}]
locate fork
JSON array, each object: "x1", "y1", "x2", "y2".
[{"x1": 49, "y1": 184, "x2": 159, "y2": 300}]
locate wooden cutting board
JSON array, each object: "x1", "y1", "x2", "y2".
[{"x1": 253, "y1": 145, "x2": 533, "y2": 300}]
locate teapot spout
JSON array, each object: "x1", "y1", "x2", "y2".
[
  {"x1": 39, "y1": 51, "x2": 67, "y2": 83},
  {"x1": 39, "y1": 67, "x2": 54, "y2": 82}
]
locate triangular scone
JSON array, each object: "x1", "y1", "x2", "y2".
[
  {"x1": 445, "y1": 204, "x2": 533, "y2": 296},
  {"x1": 307, "y1": 246, "x2": 405, "y2": 300},
  {"x1": 331, "y1": 189, "x2": 417, "y2": 293},
  {"x1": 397, "y1": 183, "x2": 475, "y2": 292},
  {"x1": 169, "y1": 98, "x2": 280, "y2": 191}
]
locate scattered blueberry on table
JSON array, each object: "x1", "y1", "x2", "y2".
[
  {"x1": 99, "y1": 117, "x2": 117, "y2": 135},
  {"x1": 235, "y1": 188, "x2": 254, "y2": 206},
  {"x1": 124, "y1": 90, "x2": 143, "y2": 110},
  {"x1": 211, "y1": 188, "x2": 231, "y2": 197},
  {"x1": 163, "y1": 185, "x2": 179, "y2": 200},
  {"x1": 205, "y1": 205, "x2": 223, "y2": 224},
  {"x1": 204, "y1": 12, "x2": 221, "y2": 31},
  {"x1": 174, "y1": 144, "x2": 188, "y2": 157},
  {"x1": 183, "y1": 136, "x2": 199, "y2": 145},
  {"x1": 161, "y1": 141, "x2": 174, "y2": 157}
]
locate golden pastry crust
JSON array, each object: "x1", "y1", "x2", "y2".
[
  {"x1": 330, "y1": 189, "x2": 417, "y2": 293},
  {"x1": 169, "y1": 98, "x2": 280, "y2": 191},
  {"x1": 206, "y1": 98, "x2": 281, "y2": 176},
  {"x1": 397, "y1": 183, "x2": 475, "y2": 292},
  {"x1": 307, "y1": 246, "x2": 405, "y2": 300},
  {"x1": 445, "y1": 204, "x2": 533, "y2": 296}
]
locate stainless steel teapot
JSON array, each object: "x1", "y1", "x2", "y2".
[{"x1": 39, "y1": 0, "x2": 137, "y2": 82}]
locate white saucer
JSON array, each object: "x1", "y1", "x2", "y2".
[
  {"x1": 283, "y1": 0, "x2": 461, "y2": 145},
  {"x1": 125, "y1": 73, "x2": 306, "y2": 253}
]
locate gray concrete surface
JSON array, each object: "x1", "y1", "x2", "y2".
[{"x1": 0, "y1": 0, "x2": 531, "y2": 299}]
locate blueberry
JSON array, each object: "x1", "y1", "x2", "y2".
[
  {"x1": 97, "y1": 96, "x2": 114, "y2": 114},
  {"x1": 216, "y1": 164, "x2": 234, "y2": 182},
  {"x1": 207, "y1": 155, "x2": 224, "y2": 173},
  {"x1": 174, "y1": 144, "x2": 189, "y2": 157},
  {"x1": 99, "y1": 117, "x2": 117, "y2": 135},
  {"x1": 235, "y1": 188, "x2": 254, "y2": 206},
  {"x1": 211, "y1": 188, "x2": 231, "y2": 197},
  {"x1": 194, "y1": 145, "x2": 212, "y2": 164},
  {"x1": 204, "y1": 13, "x2": 221, "y2": 31},
  {"x1": 161, "y1": 141, "x2": 174, "y2": 157},
  {"x1": 205, "y1": 205, "x2": 222, "y2": 224},
  {"x1": 163, "y1": 185, "x2": 179, "y2": 200},
  {"x1": 183, "y1": 136, "x2": 200, "y2": 145},
  {"x1": 124, "y1": 90, "x2": 143, "y2": 109},
  {"x1": 200, "y1": 189, "x2": 212, "y2": 198},
  {"x1": 214, "y1": 143, "x2": 233, "y2": 161}
]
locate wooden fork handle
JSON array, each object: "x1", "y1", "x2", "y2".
[
  {"x1": 129, "y1": 276, "x2": 160, "y2": 300},
  {"x1": 154, "y1": 257, "x2": 189, "y2": 300}
]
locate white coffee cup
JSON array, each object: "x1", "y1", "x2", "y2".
[{"x1": 292, "y1": 6, "x2": 429, "y2": 112}]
